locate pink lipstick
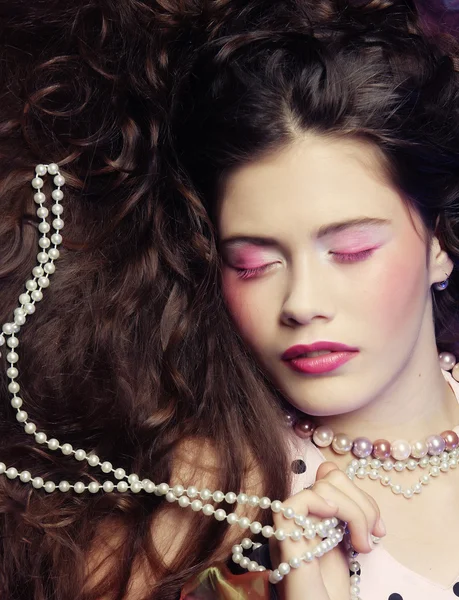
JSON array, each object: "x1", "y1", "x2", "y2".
[{"x1": 281, "y1": 342, "x2": 359, "y2": 375}]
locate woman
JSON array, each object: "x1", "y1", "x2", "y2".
[{"x1": 170, "y1": 0, "x2": 459, "y2": 598}]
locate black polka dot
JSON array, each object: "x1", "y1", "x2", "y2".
[
  {"x1": 291, "y1": 459, "x2": 307, "y2": 474},
  {"x1": 453, "y1": 582, "x2": 459, "y2": 596},
  {"x1": 388, "y1": 594, "x2": 403, "y2": 600}
]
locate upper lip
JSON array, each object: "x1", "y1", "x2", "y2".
[{"x1": 281, "y1": 341, "x2": 359, "y2": 360}]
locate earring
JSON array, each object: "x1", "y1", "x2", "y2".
[{"x1": 434, "y1": 277, "x2": 449, "y2": 291}]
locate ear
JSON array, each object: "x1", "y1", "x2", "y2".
[{"x1": 429, "y1": 236, "x2": 454, "y2": 286}]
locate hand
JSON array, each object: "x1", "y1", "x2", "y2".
[{"x1": 269, "y1": 462, "x2": 386, "y2": 600}]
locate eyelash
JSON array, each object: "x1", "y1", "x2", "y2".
[
  {"x1": 330, "y1": 248, "x2": 375, "y2": 263},
  {"x1": 234, "y1": 249, "x2": 375, "y2": 278},
  {"x1": 235, "y1": 265, "x2": 275, "y2": 279}
]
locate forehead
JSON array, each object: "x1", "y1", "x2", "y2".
[{"x1": 217, "y1": 134, "x2": 414, "y2": 238}]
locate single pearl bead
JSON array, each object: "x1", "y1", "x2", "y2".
[
  {"x1": 294, "y1": 419, "x2": 315, "y2": 439},
  {"x1": 44, "y1": 481, "x2": 56, "y2": 493},
  {"x1": 313, "y1": 426, "x2": 334, "y2": 447},
  {"x1": 453, "y1": 363, "x2": 459, "y2": 382},
  {"x1": 88, "y1": 482, "x2": 100, "y2": 494},
  {"x1": 274, "y1": 528, "x2": 286, "y2": 541},
  {"x1": 427, "y1": 435, "x2": 446, "y2": 456},
  {"x1": 37, "y1": 207, "x2": 48, "y2": 218},
  {"x1": 332, "y1": 433, "x2": 353, "y2": 455},
  {"x1": 372, "y1": 439, "x2": 391, "y2": 459},
  {"x1": 38, "y1": 221, "x2": 51, "y2": 233},
  {"x1": 6, "y1": 467, "x2": 18, "y2": 479},
  {"x1": 289, "y1": 557, "x2": 302, "y2": 569},
  {"x1": 411, "y1": 439, "x2": 428, "y2": 458},
  {"x1": 441, "y1": 430, "x2": 459, "y2": 450},
  {"x1": 51, "y1": 233, "x2": 62, "y2": 245},
  {"x1": 35, "y1": 164, "x2": 47, "y2": 176},
  {"x1": 261, "y1": 525, "x2": 274, "y2": 538},
  {"x1": 47, "y1": 163, "x2": 59, "y2": 175},
  {"x1": 227, "y1": 513, "x2": 238, "y2": 525},
  {"x1": 117, "y1": 481, "x2": 129, "y2": 493},
  {"x1": 20, "y1": 470, "x2": 31, "y2": 482},
  {"x1": 352, "y1": 437, "x2": 373, "y2": 458},
  {"x1": 114, "y1": 468, "x2": 126, "y2": 480},
  {"x1": 391, "y1": 439, "x2": 411, "y2": 461},
  {"x1": 259, "y1": 496, "x2": 271, "y2": 509},
  {"x1": 31, "y1": 177, "x2": 44, "y2": 189},
  {"x1": 278, "y1": 563, "x2": 291, "y2": 576},
  {"x1": 61, "y1": 443, "x2": 73, "y2": 455},
  {"x1": 52, "y1": 189, "x2": 64, "y2": 201},
  {"x1": 102, "y1": 481, "x2": 115, "y2": 493},
  {"x1": 439, "y1": 352, "x2": 456, "y2": 371},
  {"x1": 202, "y1": 503, "x2": 214, "y2": 516}
]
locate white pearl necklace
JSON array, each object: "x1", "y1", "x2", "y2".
[
  {"x1": 0, "y1": 164, "x2": 353, "y2": 591},
  {"x1": 346, "y1": 450, "x2": 459, "y2": 498}
]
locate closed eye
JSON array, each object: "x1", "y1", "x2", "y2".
[
  {"x1": 234, "y1": 263, "x2": 279, "y2": 279},
  {"x1": 330, "y1": 249, "x2": 375, "y2": 263}
]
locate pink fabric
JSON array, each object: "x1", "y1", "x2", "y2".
[{"x1": 287, "y1": 370, "x2": 459, "y2": 599}]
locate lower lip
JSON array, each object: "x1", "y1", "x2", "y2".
[{"x1": 284, "y1": 351, "x2": 358, "y2": 374}]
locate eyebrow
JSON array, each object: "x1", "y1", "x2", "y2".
[{"x1": 220, "y1": 217, "x2": 391, "y2": 247}]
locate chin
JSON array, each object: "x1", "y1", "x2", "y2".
[{"x1": 280, "y1": 384, "x2": 367, "y2": 418}]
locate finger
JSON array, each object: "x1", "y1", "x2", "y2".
[
  {"x1": 312, "y1": 480, "x2": 376, "y2": 553},
  {"x1": 317, "y1": 468, "x2": 383, "y2": 538},
  {"x1": 360, "y1": 488, "x2": 386, "y2": 538}
]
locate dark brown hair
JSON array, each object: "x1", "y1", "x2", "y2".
[
  {"x1": 171, "y1": 0, "x2": 459, "y2": 353},
  {"x1": 0, "y1": 2, "x2": 293, "y2": 599}
]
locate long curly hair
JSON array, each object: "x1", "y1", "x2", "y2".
[
  {"x1": 171, "y1": 0, "x2": 459, "y2": 355},
  {"x1": 0, "y1": 2, "x2": 294, "y2": 599}
]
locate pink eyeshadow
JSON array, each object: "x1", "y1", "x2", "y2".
[
  {"x1": 326, "y1": 229, "x2": 384, "y2": 252},
  {"x1": 227, "y1": 245, "x2": 275, "y2": 269}
]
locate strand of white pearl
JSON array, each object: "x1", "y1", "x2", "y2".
[
  {"x1": 231, "y1": 518, "x2": 345, "y2": 584},
  {"x1": 0, "y1": 164, "x2": 345, "y2": 589},
  {"x1": 346, "y1": 449, "x2": 459, "y2": 499}
]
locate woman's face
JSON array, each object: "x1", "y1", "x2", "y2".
[{"x1": 217, "y1": 134, "x2": 448, "y2": 416}]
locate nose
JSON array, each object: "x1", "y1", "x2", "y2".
[{"x1": 280, "y1": 260, "x2": 335, "y2": 327}]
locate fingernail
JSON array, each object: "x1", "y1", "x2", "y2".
[
  {"x1": 376, "y1": 517, "x2": 386, "y2": 536},
  {"x1": 368, "y1": 533, "x2": 376, "y2": 549}
]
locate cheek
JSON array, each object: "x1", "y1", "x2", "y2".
[
  {"x1": 221, "y1": 271, "x2": 270, "y2": 344},
  {"x1": 365, "y1": 246, "x2": 427, "y2": 332}
]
